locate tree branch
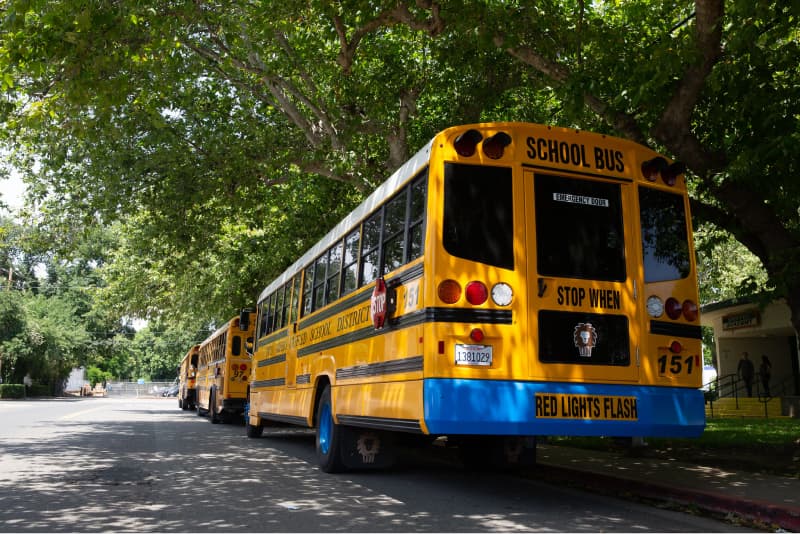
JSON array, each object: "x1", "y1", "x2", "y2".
[
  {"x1": 496, "y1": 35, "x2": 648, "y2": 144},
  {"x1": 334, "y1": 1, "x2": 444, "y2": 73},
  {"x1": 651, "y1": 0, "x2": 726, "y2": 174}
]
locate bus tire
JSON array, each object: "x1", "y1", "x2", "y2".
[
  {"x1": 459, "y1": 436, "x2": 537, "y2": 471},
  {"x1": 246, "y1": 419, "x2": 263, "y2": 438},
  {"x1": 178, "y1": 398, "x2": 183, "y2": 410},
  {"x1": 210, "y1": 391, "x2": 221, "y2": 424},
  {"x1": 315, "y1": 385, "x2": 346, "y2": 473}
]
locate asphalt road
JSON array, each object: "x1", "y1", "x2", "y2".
[{"x1": 0, "y1": 397, "x2": 751, "y2": 532}]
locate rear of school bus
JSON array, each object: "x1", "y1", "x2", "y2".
[
  {"x1": 419, "y1": 123, "x2": 705, "y2": 443},
  {"x1": 179, "y1": 344, "x2": 199, "y2": 410},
  {"x1": 216, "y1": 313, "x2": 256, "y2": 421}
]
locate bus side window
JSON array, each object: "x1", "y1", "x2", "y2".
[
  {"x1": 326, "y1": 241, "x2": 343, "y2": 303},
  {"x1": 289, "y1": 275, "x2": 301, "y2": 323},
  {"x1": 313, "y1": 254, "x2": 327, "y2": 312},
  {"x1": 383, "y1": 192, "x2": 407, "y2": 274},
  {"x1": 360, "y1": 212, "x2": 381, "y2": 286},
  {"x1": 264, "y1": 292, "x2": 275, "y2": 335},
  {"x1": 408, "y1": 175, "x2": 427, "y2": 262},
  {"x1": 258, "y1": 300, "x2": 268, "y2": 339},
  {"x1": 278, "y1": 284, "x2": 289, "y2": 329},
  {"x1": 341, "y1": 229, "x2": 360, "y2": 297},
  {"x1": 302, "y1": 264, "x2": 314, "y2": 318},
  {"x1": 281, "y1": 280, "x2": 292, "y2": 328}
]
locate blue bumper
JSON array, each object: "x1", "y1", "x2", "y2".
[{"x1": 423, "y1": 378, "x2": 705, "y2": 438}]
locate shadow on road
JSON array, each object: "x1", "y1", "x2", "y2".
[{"x1": 0, "y1": 399, "x2": 738, "y2": 532}]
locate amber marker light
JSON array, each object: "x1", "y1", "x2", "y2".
[{"x1": 438, "y1": 279, "x2": 462, "y2": 304}]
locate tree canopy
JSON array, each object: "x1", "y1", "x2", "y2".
[{"x1": 1, "y1": 1, "x2": 798, "y2": 334}]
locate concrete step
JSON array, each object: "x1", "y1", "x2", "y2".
[{"x1": 705, "y1": 397, "x2": 785, "y2": 418}]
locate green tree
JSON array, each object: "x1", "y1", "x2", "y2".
[
  {"x1": 1, "y1": 1, "x2": 797, "y2": 334},
  {"x1": 13, "y1": 294, "x2": 90, "y2": 391},
  {"x1": 695, "y1": 226, "x2": 769, "y2": 304},
  {"x1": 0, "y1": 290, "x2": 25, "y2": 382},
  {"x1": 130, "y1": 320, "x2": 209, "y2": 381}
]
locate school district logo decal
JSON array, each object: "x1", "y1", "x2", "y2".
[{"x1": 573, "y1": 322, "x2": 597, "y2": 357}]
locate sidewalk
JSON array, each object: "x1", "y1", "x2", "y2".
[{"x1": 535, "y1": 444, "x2": 800, "y2": 531}]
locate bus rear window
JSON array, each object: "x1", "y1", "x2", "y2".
[
  {"x1": 639, "y1": 186, "x2": 690, "y2": 282},
  {"x1": 443, "y1": 163, "x2": 513, "y2": 270},
  {"x1": 535, "y1": 174, "x2": 626, "y2": 281}
]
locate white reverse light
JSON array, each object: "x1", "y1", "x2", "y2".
[{"x1": 491, "y1": 283, "x2": 513, "y2": 306}]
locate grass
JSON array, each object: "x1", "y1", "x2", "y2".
[{"x1": 548, "y1": 418, "x2": 800, "y2": 477}]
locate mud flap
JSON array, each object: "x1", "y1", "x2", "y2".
[{"x1": 338, "y1": 427, "x2": 397, "y2": 470}]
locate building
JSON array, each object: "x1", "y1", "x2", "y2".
[{"x1": 701, "y1": 295, "x2": 800, "y2": 400}]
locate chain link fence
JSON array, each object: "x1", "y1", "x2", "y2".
[{"x1": 105, "y1": 381, "x2": 176, "y2": 397}]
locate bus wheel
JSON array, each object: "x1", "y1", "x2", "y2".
[
  {"x1": 246, "y1": 418, "x2": 263, "y2": 438},
  {"x1": 178, "y1": 398, "x2": 183, "y2": 410},
  {"x1": 210, "y1": 392, "x2": 220, "y2": 424},
  {"x1": 459, "y1": 436, "x2": 536, "y2": 471},
  {"x1": 315, "y1": 385, "x2": 345, "y2": 473}
]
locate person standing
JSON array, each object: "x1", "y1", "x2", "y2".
[
  {"x1": 759, "y1": 355, "x2": 772, "y2": 397},
  {"x1": 738, "y1": 352, "x2": 755, "y2": 397}
]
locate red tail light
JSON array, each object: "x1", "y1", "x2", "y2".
[
  {"x1": 661, "y1": 162, "x2": 686, "y2": 186},
  {"x1": 240, "y1": 364, "x2": 247, "y2": 371},
  {"x1": 665, "y1": 297, "x2": 682, "y2": 320},
  {"x1": 682, "y1": 300, "x2": 698, "y2": 321},
  {"x1": 465, "y1": 281, "x2": 488, "y2": 305},
  {"x1": 470, "y1": 328, "x2": 484, "y2": 343},
  {"x1": 482, "y1": 132, "x2": 512, "y2": 159},
  {"x1": 641, "y1": 157, "x2": 685, "y2": 186},
  {"x1": 641, "y1": 157, "x2": 667, "y2": 182},
  {"x1": 670, "y1": 341, "x2": 683, "y2": 353},
  {"x1": 453, "y1": 129, "x2": 482, "y2": 157}
]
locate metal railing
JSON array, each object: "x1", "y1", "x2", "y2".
[{"x1": 703, "y1": 372, "x2": 794, "y2": 418}]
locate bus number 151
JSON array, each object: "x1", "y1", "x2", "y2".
[{"x1": 657, "y1": 354, "x2": 695, "y2": 376}]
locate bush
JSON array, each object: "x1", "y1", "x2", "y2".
[
  {"x1": 0, "y1": 384, "x2": 25, "y2": 398},
  {"x1": 27, "y1": 384, "x2": 51, "y2": 397},
  {"x1": 86, "y1": 365, "x2": 112, "y2": 387}
]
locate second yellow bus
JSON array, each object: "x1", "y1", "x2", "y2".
[{"x1": 196, "y1": 313, "x2": 256, "y2": 423}]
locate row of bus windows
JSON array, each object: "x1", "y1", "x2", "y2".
[
  {"x1": 199, "y1": 332, "x2": 228, "y2": 369},
  {"x1": 257, "y1": 172, "x2": 427, "y2": 339}
]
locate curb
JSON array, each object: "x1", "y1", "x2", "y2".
[{"x1": 534, "y1": 463, "x2": 800, "y2": 532}]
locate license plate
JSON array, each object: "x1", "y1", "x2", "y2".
[{"x1": 454, "y1": 344, "x2": 492, "y2": 366}]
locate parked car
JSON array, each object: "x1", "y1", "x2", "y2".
[{"x1": 162, "y1": 381, "x2": 179, "y2": 397}]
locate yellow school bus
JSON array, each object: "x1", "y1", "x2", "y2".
[
  {"x1": 196, "y1": 313, "x2": 255, "y2": 423},
  {"x1": 178, "y1": 344, "x2": 199, "y2": 410},
  {"x1": 246, "y1": 122, "x2": 704, "y2": 471}
]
